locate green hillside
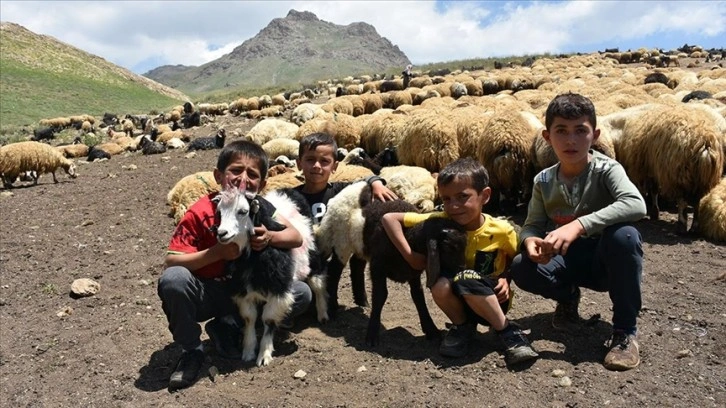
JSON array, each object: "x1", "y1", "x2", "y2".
[{"x1": 0, "y1": 22, "x2": 187, "y2": 135}]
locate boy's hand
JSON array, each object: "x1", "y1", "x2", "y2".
[
  {"x1": 523, "y1": 237, "x2": 552, "y2": 264},
  {"x1": 494, "y1": 277, "x2": 510, "y2": 303},
  {"x1": 251, "y1": 225, "x2": 272, "y2": 251},
  {"x1": 371, "y1": 181, "x2": 398, "y2": 202},
  {"x1": 405, "y1": 251, "x2": 427, "y2": 271},
  {"x1": 543, "y1": 220, "x2": 585, "y2": 256}
]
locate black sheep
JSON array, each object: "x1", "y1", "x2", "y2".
[
  {"x1": 31, "y1": 127, "x2": 55, "y2": 142},
  {"x1": 361, "y1": 198, "x2": 468, "y2": 346},
  {"x1": 181, "y1": 111, "x2": 201, "y2": 129},
  {"x1": 186, "y1": 129, "x2": 226, "y2": 151},
  {"x1": 644, "y1": 72, "x2": 669, "y2": 85},
  {"x1": 682, "y1": 90, "x2": 712, "y2": 103},
  {"x1": 140, "y1": 135, "x2": 167, "y2": 155},
  {"x1": 87, "y1": 145, "x2": 111, "y2": 161}
]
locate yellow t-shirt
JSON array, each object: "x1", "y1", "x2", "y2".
[{"x1": 403, "y1": 211, "x2": 518, "y2": 278}]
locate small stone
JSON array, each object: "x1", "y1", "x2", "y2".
[
  {"x1": 185, "y1": 152, "x2": 197, "y2": 159},
  {"x1": 56, "y1": 306, "x2": 73, "y2": 317},
  {"x1": 558, "y1": 376, "x2": 572, "y2": 387},
  {"x1": 676, "y1": 349, "x2": 692, "y2": 359},
  {"x1": 138, "y1": 279, "x2": 151, "y2": 286},
  {"x1": 81, "y1": 220, "x2": 94, "y2": 227},
  {"x1": 125, "y1": 164, "x2": 137, "y2": 170},
  {"x1": 70, "y1": 278, "x2": 100, "y2": 297},
  {"x1": 356, "y1": 365, "x2": 367, "y2": 372},
  {"x1": 161, "y1": 156, "x2": 171, "y2": 163},
  {"x1": 293, "y1": 369, "x2": 307, "y2": 379},
  {"x1": 208, "y1": 365, "x2": 219, "y2": 381},
  {"x1": 0, "y1": 191, "x2": 14, "y2": 198},
  {"x1": 552, "y1": 369, "x2": 566, "y2": 378}
]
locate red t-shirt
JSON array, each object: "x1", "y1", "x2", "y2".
[{"x1": 167, "y1": 192, "x2": 225, "y2": 279}]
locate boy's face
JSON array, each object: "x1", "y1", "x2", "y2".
[
  {"x1": 543, "y1": 116, "x2": 600, "y2": 168},
  {"x1": 438, "y1": 176, "x2": 491, "y2": 231},
  {"x1": 214, "y1": 154, "x2": 266, "y2": 193},
  {"x1": 296, "y1": 144, "x2": 338, "y2": 190}
]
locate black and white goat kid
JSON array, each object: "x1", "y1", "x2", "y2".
[{"x1": 213, "y1": 185, "x2": 323, "y2": 366}]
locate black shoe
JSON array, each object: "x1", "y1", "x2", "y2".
[
  {"x1": 169, "y1": 349, "x2": 204, "y2": 390},
  {"x1": 552, "y1": 287, "x2": 581, "y2": 331},
  {"x1": 439, "y1": 322, "x2": 476, "y2": 358},
  {"x1": 498, "y1": 322, "x2": 539, "y2": 365},
  {"x1": 205, "y1": 318, "x2": 243, "y2": 359}
]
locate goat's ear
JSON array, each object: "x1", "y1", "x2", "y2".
[{"x1": 211, "y1": 194, "x2": 222, "y2": 204}]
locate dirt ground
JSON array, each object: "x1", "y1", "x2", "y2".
[{"x1": 1, "y1": 107, "x2": 725, "y2": 407}]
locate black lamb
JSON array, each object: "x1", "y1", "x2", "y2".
[
  {"x1": 644, "y1": 72, "x2": 669, "y2": 85},
  {"x1": 681, "y1": 90, "x2": 712, "y2": 103},
  {"x1": 31, "y1": 127, "x2": 55, "y2": 142},
  {"x1": 186, "y1": 129, "x2": 226, "y2": 151},
  {"x1": 361, "y1": 198, "x2": 468, "y2": 346},
  {"x1": 140, "y1": 135, "x2": 167, "y2": 155},
  {"x1": 87, "y1": 145, "x2": 111, "y2": 161},
  {"x1": 181, "y1": 111, "x2": 201, "y2": 129}
]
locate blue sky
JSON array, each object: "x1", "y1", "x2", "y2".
[{"x1": 1, "y1": 1, "x2": 724, "y2": 75}]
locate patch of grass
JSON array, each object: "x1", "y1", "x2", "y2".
[
  {"x1": 0, "y1": 59, "x2": 182, "y2": 132},
  {"x1": 42, "y1": 283, "x2": 57, "y2": 295}
]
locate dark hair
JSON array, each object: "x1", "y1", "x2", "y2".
[
  {"x1": 437, "y1": 157, "x2": 489, "y2": 192},
  {"x1": 216, "y1": 140, "x2": 269, "y2": 181},
  {"x1": 298, "y1": 132, "x2": 338, "y2": 159},
  {"x1": 544, "y1": 92, "x2": 597, "y2": 130}
]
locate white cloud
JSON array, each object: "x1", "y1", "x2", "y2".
[{"x1": 1, "y1": 1, "x2": 724, "y2": 74}]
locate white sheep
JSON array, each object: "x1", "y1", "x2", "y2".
[
  {"x1": 697, "y1": 177, "x2": 726, "y2": 242},
  {"x1": 379, "y1": 165, "x2": 437, "y2": 213},
  {"x1": 262, "y1": 138, "x2": 300, "y2": 161},
  {"x1": 246, "y1": 119, "x2": 300, "y2": 146},
  {"x1": 0, "y1": 141, "x2": 77, "y2": 188},
  {"x1": 166, "y1": 171, "x2": 220, "y2": 224},
  {"x1": 618, "y1": 104, "x2": 724, "y2": 233}
]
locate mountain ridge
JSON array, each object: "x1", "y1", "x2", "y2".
[{"x1": 144, "y1": 9, "x2": 411, "y2": 95}]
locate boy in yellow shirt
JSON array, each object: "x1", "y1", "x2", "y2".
[{"x1": 382, "y1": 158, "x2": 538, "y2": 365}]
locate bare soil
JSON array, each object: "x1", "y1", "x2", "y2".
[{"x1": 1, "y1": 112, "x2": 725, "y2": 408}]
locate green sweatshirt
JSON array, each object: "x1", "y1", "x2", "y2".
[{"x1": 519, "y1": 150, "x2": 647, "y2": 247}]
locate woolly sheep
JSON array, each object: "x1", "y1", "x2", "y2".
[
  {"x1": 618, "y1": 104, "x2": 724, "y2": 233},
  {"x1": 262, "y1": 138, "x2": 300, "y2": 160},
  {"x1": 295, "y1": 113, "x2": 361, "y2": 151},
  {"x1": 167, "y1": 171, "x2": 220, "y2": 224},
  {"x1": 56, "y1": 137, "x2": 89, "y2": 158},
  {"x1": 291, "y1": 103, "x2": 322, "y2": 126},
  {"x1": 397, "y1": 109, "x2": 460, "y2": 172},
  {"x1": 246, "y1": 119, "x2": 300, "y2": 145},
  {"x1": 0, "y1": 141, "x2": 77, "y2": 188},
  {"x1": 697, "y1": 177, "x2": 726, "y2": 242},
  {"x1": 379, "y1": 165, "x2": 437, "y2": 213}
]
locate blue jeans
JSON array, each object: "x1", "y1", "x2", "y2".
[
  {"x1": 158, "y1": 266, "x2": 312, "y2": 350},
  {"x1": 510, "y1": 223, "x2": 643, "y2": 334}
]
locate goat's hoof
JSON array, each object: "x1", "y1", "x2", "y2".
[
  {"x1": 257, "y1": 355, "x2": 273, "y2": 367},
  {"x1": 353, "y1": 298, "x2": 369, "y2": 308},
  {"x1": 317, "y1": 314, "x2": 330, "y2": 325},
  {"x1": 242, "y1": 351, "x2": 256, "y2": 362}
]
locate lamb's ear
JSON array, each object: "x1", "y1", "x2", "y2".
[{"x1": 211, "y1": 194, "x2": 222, "y2": 204}]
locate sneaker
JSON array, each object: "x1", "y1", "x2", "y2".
[
  {"x1": 439, "y1": 322, "x2": 476, "y2": 358},
  {"x1": 603, "y1": 331, "x2": 640, "y2": 371},
  {"x1": 169, "y1": 349, "x2": 204, "y2": 390},
  {"x1": 552, "y1": 287, "x2": 581, "y2": 331},
  {"x1": 498, "y1": 323, "x2": 539, "y2": 365},
  {"x1": 205, "y1": 319, "x2": 243, "y2": 359}
]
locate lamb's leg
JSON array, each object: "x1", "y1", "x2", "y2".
[
  {"x1": 307, "y1": 274, "x2": 329, "y2": 324},
  {"x1": 676, "y1": 198, "x2": 689, "y2": 235},
  {"x1": 325, "y1": 254, "x2": 345, "y2": 317},
  {"x1": 51, "y1": 171, "x2": 58, "y2": 184},
  {"x1": 365, "y1": 269, "x2": 388, "y2": 347},
  {"x1": 257, "y1": 293, "x2": 294, "y2": 367},
  {"x1": 32, "y1": 171, "x2": 40, "y2": 185},
  {"x1": 408, "y1": 275, "x2": 440, "y2": 340},
  {"x1": 349, "y1": 255, "x2": 368, "y2": 307},
  {"x1": 235, "y1": 296, "x2": 258, "y2": 362},
  {"x1": 689, "y1": 202, "x2": 700, "y2": 235}
]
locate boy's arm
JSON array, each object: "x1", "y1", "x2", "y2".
[
  {"x1": 164, "y1": 244, "x2": 239, "y2": 271},
  {"x1": 255, "y1": 213, "x2": 303, "y2": 250},
  {"x1": 381, "y1": 212, "x2": 426, "y2": 270},
  {"x1": 364, "y1": 175, "x2": 398, "y2": 202},
  {"x1": 577, "y1": 163, "x2": 647, "y2": 236},
  {"x1": 518, "y1": 180, "x2": 548, "y2": 249}
]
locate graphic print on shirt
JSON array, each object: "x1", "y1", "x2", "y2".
[
  {"x1": 474, "y1": 250, "x2": 497, "y2": 278},
  {"x1": 311, "y1": 202, "x2": 327, "y2": 225}
]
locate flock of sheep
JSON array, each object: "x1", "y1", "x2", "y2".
[{"x1": 1, "y1": 50, "x2": 725, "y2": 243}]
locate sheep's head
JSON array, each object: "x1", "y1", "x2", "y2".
[
  {"x1": 64, "y1": 161, "x2": 77, "y2": 179},
  {"x1": 214, "y1": 186, "x2": 256, "y2": 254}
]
